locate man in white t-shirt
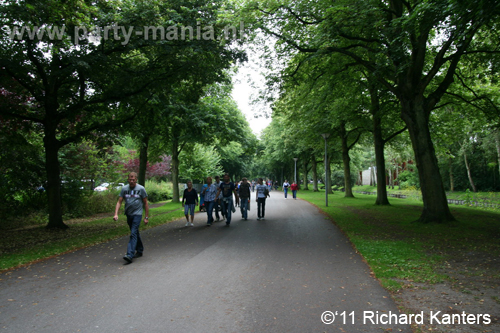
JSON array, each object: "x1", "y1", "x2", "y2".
[
  {"x1": 255, "y1": 178, "x2": 270, "y2": 220},
  {"x1": 282, "y1": 180, "x2": 290, "y2": 199}
]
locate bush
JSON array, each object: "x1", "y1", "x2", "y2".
[
  {"x1": 331, "y1": 170, "x2": 357, "y2": 188},
  {"x1": 145, "y1": 180, "x2": 172, "y2": 203},
  {"x1": 62, "y1": 189, "x2": 119, "y2": 219},
  {"x1": 397, "y1": 170, "x2": 420, "y2": 189}
]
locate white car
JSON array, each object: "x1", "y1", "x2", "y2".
[{"x1": 94, "y1": 186, "x2": 108, "y2": 192}]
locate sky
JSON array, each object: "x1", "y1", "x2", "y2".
[{"x1": 231, "y1": 53, "x2": 272, "y2": 138}]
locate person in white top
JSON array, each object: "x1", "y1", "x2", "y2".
[
  {"x1": 282, "y1": 180, "x2": 290, "y2": 199},
  {"x1": 255, "y1": 178, "x2": 270, "y2": 220}
]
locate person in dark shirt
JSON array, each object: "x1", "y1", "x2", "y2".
[
  {"x1": 182, "y1": 181, "x2": 198, "y2": 227},
  {"x1": 215, "y1": 173, "x2": 239, "y2": 226},
  {"x1": 239, "y1": 178, "x2": 251, "y2": 220}
]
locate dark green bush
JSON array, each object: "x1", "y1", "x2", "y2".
[{"x1": 397, "y1": 170, "x2": 420, "y2": 189}]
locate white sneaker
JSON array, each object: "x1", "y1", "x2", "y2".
[
  {"x1": 185, "y1": 222, "x2": 189, "y2": 226},
  {"x1": 190, "y1": 223, "x2": 194, "y2": 227}
]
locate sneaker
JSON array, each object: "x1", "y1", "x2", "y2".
[
  {"x1": 185, "y1": 222, "x2": 189, "y2": 226},
  {"x1": 244, "y1": 218, "x2": 247, "y2": 221},
  {"x1": 190, "y1": 223, "x2": 194, "y2": 227},
  {"x1": 133, "y1": 253, "x2": 143, "y2": 258},
  {"x1": 257, "y1": 217, "x2": 261, "y2": 220},
  {"x1": 123, "y1": 255, "x2": 133, "y2": 263},
  {"x1": 206, "y1": 223, "x2": 212, "y2": 227},
  {"x1": 225, "y1": 223, "x2": 230, "y2": 227},
  {"x1": 261, "y1": 217, "x2": 265, "y2": 220}
]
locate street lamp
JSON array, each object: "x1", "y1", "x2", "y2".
[
  {"x1": 321, "y1": 133, "x2": 330, "y2": 207},
  {"x1": 293, "y1": 158, "x2": 298, "y2": 185}
]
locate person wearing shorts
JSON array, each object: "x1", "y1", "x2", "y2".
[{"x1": 182, "y1": 181, "x2": 198, "y2": 226}]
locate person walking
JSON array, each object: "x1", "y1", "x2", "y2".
[
  {"x1": 214, "y1": 175, "x2": 224, "y2": 222},
  {"x1": 113, "y1": 172, "x2": 149, "y2": 264},
  {"x1": 239, "y1": 178, "x2": 251, "y2": 220},
  {"x1": 215, "y1": 173, "x2": 239, "y2": 226},
  {"x1": 202, "y1": 177, "x2": 218, "y2": 226},
  {"x1": 282, "y1": 180, "x2": 290, "y2": 199},
  {"x1": 290, "y1": 181, "x2": 299, "y2": 200},
  {"x1": 256, "y1": 178, "x2": 270, "y2": 220},
  {"x1": 182, "y1": 181, "x2": 198, "y2": 227}
]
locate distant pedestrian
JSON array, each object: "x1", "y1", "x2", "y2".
[
  {"x1": 290, "y1": 181, "x2": 299, "y2": 200},
  {"x1": 113, "y1": 172, "x2": 149, "y2": 264},
  {"x1": 251, "y1": 180, "x2": 255, "y2": 192},
  {"x1": 256, "y1": 178, "x2": 270, "y2": 220},
  {"x1": 215, "y1": 173, "x2": 239, "y2": 226},
  {"x1": 202, "y1": 177, "x2": 218, "y2": 226},
  {"x1": 239, "y1": 178, "x2": 251, "y2": 220},
  {"x1": 214, "y1": 175, "x2": 224, "y2": 221},
  {"x1": 282, "y1": 180, "x2": 290, "y2": 199},
  {"x1": 182, "y1": 181, "x2": 198, "y2": 227}
]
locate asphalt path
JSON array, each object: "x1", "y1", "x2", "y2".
[{"x1": 0, "y1": 192, "x2": 411, "y2": 332}]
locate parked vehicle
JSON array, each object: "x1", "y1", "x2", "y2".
[{"x1": 94, "y1": 186, "x2": 108, "y2": 192}]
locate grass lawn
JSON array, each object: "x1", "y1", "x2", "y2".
[
  {"x1": 352, "y1": 184, "x2": 500, "y2": 206},
  {"x1": 0, "y1": 201, "x2": 185, "y2": 272},
  {"x1": 299, "y1": 190, "x2": 500, "y2": 292}
]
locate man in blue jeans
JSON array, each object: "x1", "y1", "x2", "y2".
[
  {"x1": 113, "y1": 172, "x2": 149, "y2": 264},
  {"x1": 215, "y1": 173, "x2": 239, "y2": 226},
  {"x1": 239, "y1": 177, "x2": 251, "y2": 220},
  {"x1": 202, "y1": 176, "x2": 218, "y2": 226}
]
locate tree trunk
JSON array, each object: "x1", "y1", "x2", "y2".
[
  {"x1": 401, "y1": 101, "x2": 454, "y2": 223},
  {"x1": 340, "y1": 124, "x2": 354, "y2": 198},
  {"x1": 396, "y1": 164, "x2": 400, "y2": 190},
  {"x1": 373, "y1": 115, "x2": 390, "y2": 205},
  {"x1": 311, "y1": 158, "x2": 319, "y2": 191},
  {"x1": 138, "y1": 135, "x2": 149, "y2": 186},
  {"x1": 463, "y1": 150, "x2": 477, "y2": 192},
  {"x1": 449, "y1": 157, "x2": 454, "y2": 192},
  {"x1": 44, "y1": 131, "x2": 68, "y2": 229},
  {"x1": 171, "y1": 138, "x2": 180, "y2": 203},
  {"x1": 302, "y1": 159, "x2": 309, "y2": 190}
]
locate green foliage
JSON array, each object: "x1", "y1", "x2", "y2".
[
  {"x1": 59, "y1": 139, "x2": 123, "y2": 184},
  {"x1": 330, "y1": 170, "x2": 357, "y2": 188},
  {"x1": 62, "y1": 190, "x2": 118, "y2": 219},
  {"x1": 397, "y1": 170, "x2": 420, "y2": 189},
  {"x1": 0, "y1": 131, "x2": 45, "y2": 215},
  {"x1": 179, "y1": 144, "x2": 223, "y2": 183},
  {"x1": 144, "y1": 181, "x2": 172, "y2": 203}
]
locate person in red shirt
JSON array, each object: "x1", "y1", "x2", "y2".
[{"x1": 290, "y1": 181, "x2": 299, "y2": 200}]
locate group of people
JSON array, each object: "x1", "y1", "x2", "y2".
[
  {"x1": 182, "y1": 174, "x2": 274, "y2": 227},
  {"x1": 113, "y1": 171, "x2": 299, "y2": 264},
  {"x1": 281, "y1": 180, "x2": 299, "y2": 199}
]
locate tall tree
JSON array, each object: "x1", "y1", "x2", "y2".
[
  {"x1": 245, "y1": 0, "x2": 500, "y2": 222},
  {"x1": 0, "y1": 0, "x2": 244, "y2": 228}
]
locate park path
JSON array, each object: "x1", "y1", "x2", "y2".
[{"x1": 0, "y1": 191, "x2": 411, "y2": 332}]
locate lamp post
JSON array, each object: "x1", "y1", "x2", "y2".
[
  {"x1": 293, "y1": 158, "x2": 298, "y2": 185},
  {"x1": 321, "y1": 133, "x2": 330, "y2": 206}
]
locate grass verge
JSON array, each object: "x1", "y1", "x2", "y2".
[
  {"x1": 0, "y1": 201, "x2": 184, "y2": 272},
  {"x1": 299, "y1": 190, "x2": 500, "y2": 292}
]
